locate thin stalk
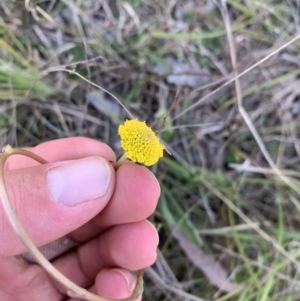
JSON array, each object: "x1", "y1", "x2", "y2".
[{"x1": 115, "y1": 153, "x2": 127, "y2": 169}]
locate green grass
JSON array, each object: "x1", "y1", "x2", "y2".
[{"x1": 2, "y1": 0, "x2": 300, "y2": 300}]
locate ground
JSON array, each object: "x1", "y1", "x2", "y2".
[{"x1": 1, "y1": 0, "x2": 300, "y2": 300}]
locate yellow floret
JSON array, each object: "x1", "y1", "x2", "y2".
[{"x1": 118, "y1": 119, "x2": 164, "y2": 166}]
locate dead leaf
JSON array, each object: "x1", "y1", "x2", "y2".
[
  {"x1": 172, "y1": 229, "x2": 239, "y2": 293},
  {"x1": 152, "y1": 57, "x2": 210, "y2": 88},
  {"x1": 86, "y1": 90, "x2": 120, "y2": 124}
]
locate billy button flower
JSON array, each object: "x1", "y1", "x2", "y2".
[{"x1": 117, "y1": 119, "x2": 164, "y2": 167}]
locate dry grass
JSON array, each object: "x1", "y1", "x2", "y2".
[{"x1": 2, "y1": 0, "x2": 300, "y2": 300}]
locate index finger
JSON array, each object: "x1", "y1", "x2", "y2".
[{"x1": 5, "y1": 137, "x2": 116, "y2": 170}]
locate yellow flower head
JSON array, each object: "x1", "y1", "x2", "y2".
[{"x1": 118, "y1": 119, "x2": 164, "y2": 166}]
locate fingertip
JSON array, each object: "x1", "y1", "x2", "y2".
[
  {"x1": 36, "y1": 137, "x2": 116, "y2": 163},
  {"x1": 119, "y1": 161, "x2": 160, "y2": 195},
  {"x1": 145, "y1": 220, "x2": 159, "y2": 251},
  {"x1": 116, "y1": 161, "x2": 161, "y2": 218},
  {"x1": 6, "y1": 137, "x2": 116, "y2": 170},
  {"x1": 95, "y1": 268, "x2": 142, "y2": 300},
  {"x1": 106, "y1": 221, "x2": 158, "y2": 270}
]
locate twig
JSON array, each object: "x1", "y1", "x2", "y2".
[
  {"x1": 229, "y1": 163, "x2": 300, "y2": 179},
  {"x1": 146, "y1": 267, "x2": 207, "y2": 301},
  {"x1": 202, "y1": 178, "x2": 300, "y2": 268},
  {"x1": 25, "y1": 0, "x2": 54, "y2": 22},
  {"x1": 214, "y1": 244, "x2": 300, "y2": 286},
  {"x1": 198, "y1": 222, "x2": 260, "y2": 235},
  {"x1": 31, "y1": 66, "x2": 134, "y2": 119},
  {"x1": 156, "y1": 90, "x2": 179, "y2": 135},
  {"x1": 159, "y1": 122, "x2": 224, "y2": 132},
  {"x1": 172, "y1": 33, "x2": 300, "y2": 120},
  {"x1": 219, "y1": 0, "x2": 300, "y2": 268},
  {"x1": 220, "y1": 0, "x2": 300, "y2": 200}
]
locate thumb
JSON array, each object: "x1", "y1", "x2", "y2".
[{"x1": 0, "y1": 156, "x2": 115, "y2": 257}]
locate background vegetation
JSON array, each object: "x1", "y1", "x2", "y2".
[{"x1": 1, "y1": 0, "x2": 300, "y2": 300}]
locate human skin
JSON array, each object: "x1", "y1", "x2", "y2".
[{"x1": 0, "y1": 137, "x2": 160, "y2": 301}]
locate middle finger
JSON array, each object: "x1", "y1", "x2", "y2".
[{"x1": 53, "y1": 220, "x2": 158, "y2": 288}]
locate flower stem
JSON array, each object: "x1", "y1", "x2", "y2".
[{"x1": 115, "y1": 153, "x2": 127, "y2": 169}]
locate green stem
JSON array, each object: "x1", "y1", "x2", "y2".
[{"x1": 115, "y1": 153, "x2": 127, "y2": 169}]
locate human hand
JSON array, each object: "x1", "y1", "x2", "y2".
[{"x1": 0, "y1": 137, "x2": 160, "y2": 301}]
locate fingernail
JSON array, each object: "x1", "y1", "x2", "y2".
[
  {"x1": 111, "y1": 269, "x2": 136, "y2": 293},
  {"x1": 46, "y1": 157, "x2": 111, "y2": 206}
]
